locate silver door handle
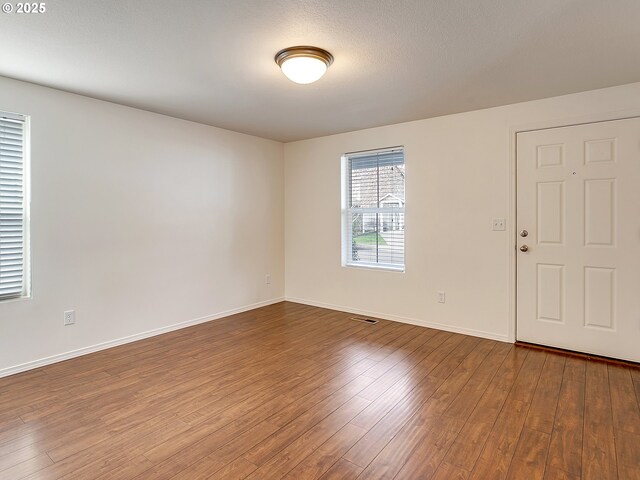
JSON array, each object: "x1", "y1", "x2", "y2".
[{"x1": 520, "y1": 245, "x2": 529, "y2": 252}]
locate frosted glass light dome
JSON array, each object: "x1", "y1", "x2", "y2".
[
  {"x1": 281, "y1": 56, "x2": 327, "y2": 84},
  {"x1": 275, "y1": 46, "x2": 334, "y2": 85}
]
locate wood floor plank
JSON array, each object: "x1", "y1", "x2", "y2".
[
  {"x1": 500, "y1": 354, "x2": 566, "y2": 480},
  {"x1": 608, "y1": 365, "x2": 640, "y2": 435},
  {"x1": 505, "y1": 427, "x2": 551, "y2": 480},
  {"x1": 631, "y1": 369, "x2": 640, "y2": 410},
  {"x1": 0, "y1": 452, "x2": 52, "y2": 480},
  {"x1": 138, "y1": 373, "x2": 376, "y2": 478},
  {"x1": 354, "y1": 411, "x2": 450, "y2": 480},
  {"x1": 244, "y1": 395, "x2": 371, "y2": 479},
  {"x1": 443, "y1": 346, "x2": 529, "y2": 471},
  {"x1": 165, "y1": 455, "x2": 226, "y2": 480},
  {"x1": 468, "y1": 349, "x2": 546, "y2": 479},
  {"x1": 229, "y1": 378, "x2": 369, "y2": 462},
  {"x1": 206, "y1": 457, "x2": 257, "y2": 480},
  {"x1": 608, "y1": 365, "x2": 640, "y2": 480},
  {"x1": 281, "y1": 424, "x2": 367, "y2": 480},
  {"x1": 613, "y1": 430, "x2": 640, "y2": 480},
  {"x1": 343, "y1": 334, "x2": 474, "y2": 468},
  {"x1": 545, "y1": 377, "x2": 585, "y2": 478},
  {"x1": 355, "y1": 339, "x2": 496, "y2": 479},
  {"x1": 524, "y1": 354, "x2": 565, "y2": 435},
  {"x1": 95, "y1": 455, "x2": 156, "y2": 480},
  {"x1": 141, "y1": 358, "x2": 381, "y2": 479},
  {"x1": 432, "y1": 462, "x2": 469, "y2": 480},
  {"x1": 543, "y1": 466, "x2": 579, "y2": 480},
  {"x1": 348, "y1": 330, "x2": 451, "y2": 431},
  {"x1": 442, "y1": 342, "x2": 513, "y2": 421},
  {"x1": 582, "y1": 361, "x2": 618, "y2": 480},
  {"x1": 318, "y1": 458, "x2": 363, "y2": 480},
  {"x1": 23, "y1": 415, "x2": 190, "y2": 480},
  {"x1": 241, "y1": 377, "x2": 374, "y2": 468},
  {"x1": 0, "y1": 444, "x2": 43, "y2": 472},
  {"x1": 416, "y1": 338, "x2": 495, "y2": 422},
  {"x1": 0, "y1": 302, "x2": 635, "y2": 480},
  {"x1": 390, "y1": 417, "x2": 460, "y2": 479}
]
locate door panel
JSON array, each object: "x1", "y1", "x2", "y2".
[
  {"x1": 584, "y1": 179, "x2": 615, "y2": 246},
  {"x1": 537, "y1": 181, "x2": 564, "y2": 244},
  {"x1": 517, "y1": 117, "x2": 640, "y2": 362}
]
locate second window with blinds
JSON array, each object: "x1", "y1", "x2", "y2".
[
  {"x1": 342, "y1": 147, "x2": 405, "y2": 271},
  {"x1": 0, "y1": 112, "x2": 29, "y2": 301}
]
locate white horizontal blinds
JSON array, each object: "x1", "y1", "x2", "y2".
[
  {"x1": 0, "y1": 114, "x2": 26, "y2": 299},
  {"x1": 347, "y1": 148, "x2": 405, "y2": 269}
]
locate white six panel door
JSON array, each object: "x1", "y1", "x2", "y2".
[{"x1": 517, "y1": 117, "x2": 640, "y2": 362}]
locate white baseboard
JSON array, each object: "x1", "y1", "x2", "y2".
[
  {"x1": 0, "y1": 297, "x2": 285, "y2": 379},
  {"x1": 285, "y1": 296, "x2": 511, "y2": 343}
]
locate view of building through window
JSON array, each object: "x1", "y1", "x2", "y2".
[{"x1": 343, "y1": 148, "x2": 405, "y2": 270}]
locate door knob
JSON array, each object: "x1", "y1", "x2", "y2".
[
  {"x1": 520, "y1": 230, "x2": 528, "y2": 237},
  {"x1": 520, "y1": 245, "x2": 529, "y2": 252}
]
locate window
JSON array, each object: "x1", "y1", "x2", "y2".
[
  {"x1": 342, "y1": 147, "x2": 405, "y2": 271},
  {"x1": 0, "y1": 112, "x2": 29, "y2": 300}
]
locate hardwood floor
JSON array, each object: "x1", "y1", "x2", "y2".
[{"x1": 0, "y1": 301, "x2": 638, "y2": 479}]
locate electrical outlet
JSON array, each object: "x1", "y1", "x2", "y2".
[
  {"x1": 265, "y1": 274, "x2": 271, "y2": 285},
  {"x1": 63, "y1": 310, "x2": 75, "y2": 326},
  {"x1": 492, "y1": 218, "x2": 506, "y2": 231},
  {"x1": 437, "y1": 291, "x2": 446, "y2": 303}
]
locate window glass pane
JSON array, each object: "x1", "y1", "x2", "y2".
[
  {"x1": 0, "y1": 113, "x2": 27, "y2": 300},
  {"x1": 349, "y1": 211, "x2": 405, "y2": 267},
  {"x1": 349, "y1": 160, "x2": 378, "y2": 208},
  {"x1": 378, "y1": 164, "x2": 405, "y2": 205},
  {"x1": 344, "y1": 148, "x2": 405, "y2": 271}
]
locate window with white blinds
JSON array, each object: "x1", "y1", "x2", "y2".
[
  {"x1": 0, "y1": 112, "x2": 29, "y2": 300},
  {"x1": 342, "y1": 147, "x2": 405, "y2": 271}
]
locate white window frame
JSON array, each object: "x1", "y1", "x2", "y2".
[
  {"x1": 341, "y1": 146, "x2": 405, "y2": 272},
  {"x1": 0, "y1": 111, "x2": 30, "y2": 301}
]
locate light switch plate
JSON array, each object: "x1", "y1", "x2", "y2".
[{"x1": 492, "y1": 218, "x2": 506, "y2": 231}]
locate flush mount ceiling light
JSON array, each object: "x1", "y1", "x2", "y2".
[{"x1": 275, "y1": 46, "x2": 334, "y2": 84}]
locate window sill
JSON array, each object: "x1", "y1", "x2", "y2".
[
  {"x1": 343, "y1": 262, "x2": 405, "y2": 273},
  {"x1": 0, "y1": 294, "x2": 31, "y2": 304}
]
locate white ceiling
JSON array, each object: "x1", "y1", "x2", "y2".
[{"x1": 1, "y1": 0, "x2": 640, "y2": 142}]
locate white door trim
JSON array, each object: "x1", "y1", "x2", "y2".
[{"x1": 508, "y1": 108, "x2": 640, "y2": 344}]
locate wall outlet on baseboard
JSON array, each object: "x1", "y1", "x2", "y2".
[
  {"x1": 437, "y1": 291, "x2": 446, "y2": 303},
  {"x1": 63, "y1": 310, "x2": 76, "y2": 326},
  {"x1": 265, "y1": 274, "x2": 271, "y2": 285}
]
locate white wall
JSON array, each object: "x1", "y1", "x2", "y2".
[
  {"x1": 0, "y1": 76, "x2": 284, "y2": 375},
  {"x1": 284, "y1": 82, "x2": 640, "y2": 342}
]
